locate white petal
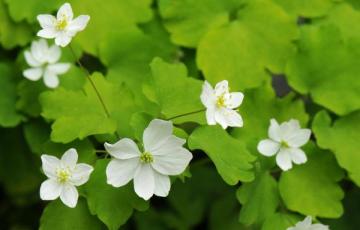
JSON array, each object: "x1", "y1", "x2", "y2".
[
  {"x1": 280, "y1": 119, "x2": 301, "y2": 140},
  {"x1": 24, "y1": 51, "x2": 41, "y2": 67},
  {"x1": 47, "y1": 45, "x2": 61, "y2": 63},
  {"x1": 286, "y1": 129, "x2": 311, "y2": 148},
  {"x1": 43, "y1": 70, "x2": 60, "y2": 88},
  {"x1": 134, "y1": 164, "x2": 155, "y2": 200},
  {"x1": 37, "y1": 28, "x2": 57, "y2": 39},
  {"x1": 41, "y1": 154, "x2": 60, "y2": 178},
  {"x1": 69, "y1": 163, "x2": 93, "y2": 186},
  {"x1": 31, "y1": 39, "x2": 48, "y2": 63},
  {"x1": 47, "y1": 63, "x2": 71, "y2": 75},
  {"x1": 152, "y1": 135, "x2": 186, "y2": 156},
  {"x1": 276, "y1": 150, "x2": 293, "y2": 171},
  {"x1": 106, "y1": 158, "x2": 139, "y2": 187},
  {"x1": 302, "y1": 216, "x2": 313, "y2": 227},
  {"x1": 57, "y1": 3, "x2": 73, "y2": 20},
  {"x1": 37, "y1": 14, "x2": 56, "y2": 29},
  {"x1": 60, "y1": 184, "x2": 78, "y2": 208},
  {"x1": 68, "y1": 15, "x2": 90, "y2": 32},
  {"x1": 153, "y1": 171, "x2": 170, "y2": 197},
  {"x1": 23, "y1": 68, "x2": 43, "y2": 81},
  {"x1": 214, "y1": 108, "x2": 243, "y2": 129},
  {"x1": 311, "y1": 224, "x2": 329, "y2": 230},
  {"x1": 40, "y1": 179, "x2": 62, "y2": 200},
  {"x1": 104, "y1": 138, "x2": 141, "y2": 160},
  {"x1": 214, "y1": 80, "x2": 229, "y2": 96},
  {"x1": 268, "y1": 118, "x2": 281, "y2": 142},
  {"x1": 143, "y1": 119, "x2": 173, "y2": 152},
  {"x1": 200, "y1": 81, "x2": 216, "y2": 108},
  {"x1": 61, "y1": 148, "x2": 78, "y2": 168},
  {"x1": 257, "y1": 139, "x2": 280, "y2": 157},
  {"x1": 152, "y1": 147, "x2": 192, "y2": 175},
  {"x1": 55, "y1": 33, "x2": 72, "y2": 47},
  {"x1": 227, "y1": 92, "x2": 244, "y2": 109},
  {"x1": 205, "y1": 108, "x2": 216, "y2": 125},
  {"x1": 289, "y1": 148, "x2": 307, "y2": 165}
]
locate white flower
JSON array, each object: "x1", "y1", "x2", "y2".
[
  {"x1": 105, "y1": 119, "x2": 193, "y2": 200},
  {"x1": 37, "y1": 2, "x2": 90, "y2": 47},
  {"x1": 287, "y1": 216, "x2": 329, "y2": 230},
  {"x1": 40, "y1": 148, "x2": 94, "y2": 208},
  {"x1": 257, "y1": 118, "x2": 311, "y2": 171},
  {"x1": 200, "y1": 80, "x2": 244, "y2": 129},
  {"x1": 23, "y1": 39, "x2": 70, "y2": 88}
]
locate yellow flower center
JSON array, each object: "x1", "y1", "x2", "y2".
[
  {"x1": 140, "y1": 152, "x2": 154, "y2": 163},
  {"x1": 216, "y1": 95, "x2": 226, "y2": 108},
  {"x1": 57, "y1": 168, "x2": 71, "y2": 183},
  {"x1": 280, "y1": 140, "x2": 290, "y2": 148},
  {"x1": 55, "y1": 18, "x2": 68, "y2": 30}
]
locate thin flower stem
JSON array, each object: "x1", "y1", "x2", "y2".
[
  {"x1": 95, "y1": 150, "x2": 108, "y2": 153},
  {"x1": 68, "y1": 44, "x2": 111, "y2": 118},
  {"x1": 166, "y1": 108, "x2": 206, "y2": 121}
]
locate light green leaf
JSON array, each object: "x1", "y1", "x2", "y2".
[
  {"x1": 99, "y1": 25, "x2": 177, "y2": 115},
  {"x1": 84, "y1": 159, "x2": 149, "y2": 230},
  {"x1": 313, "y1": 110, "x2": 360, "y2": 186},
  {"x1": 274, "y1": 0, "x2": 334, "y2": 17},
  {"x1": 39, "y1": 199, "x2": 106, "y2": 230},
  {"x1": 0, "y1": 63, "x2": 24, "y2": 127},
  {"x1": 40, "y1": 72, "x2": 137, "y2": 143},
  {"x1": 188, "y1": 125, "x2": 255, "y2": 185},
  {"x1": 197, "y1": 0, "x2": 298, "y2": 90},
  {"x1": 286, "y1": 24, "x2": 360, "y2": 115},
  {"x1": 0, "y1": 0, "x2": 33, "y2": 49},
  {"x1": 158, "y1": 0, "x2": 244, "y2": 47},
  {"x1": 237, "y1": 172, "x2": 279, "y2": 226},
  {"x1": 279, "y1": 143, "x2": 344, "y2": 218},
  {"x1": 150, "y1": 57, "x2": 205, "y2": 124},
  {"x1": 261, "y1": 213, "x2": 301, "y2": 230}
]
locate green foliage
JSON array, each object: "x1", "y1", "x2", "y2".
[
  {"x1": 279, "y1": 143, "x2": 344, "y2": 218},
  {"x1": 197, "y1": 0, "x2": 298, "y2": 90},
  {"x1": 150, "y1": 58, "x2": 205, "y2": 124},
  {"x1": 40, "y1": 199, "x2": 106, "y2": 230},
  {"x1": 237, "y1": 172, "x2": 279, "y2": 226},
  {"x1": 0, "y1": 63, "x2": 24, "y2": 127},
  {"x1": 1, "y1": 0, "x2": 360, "y2": 229},
  {"x1": 189, "y1": 125, "x2": 255, "y2": 185},
  {"x1": 84, "y1": 160, "x2": 149, "y2": 230},
  {"x1": 313, "y1": 110, "x2": 360, "y2": 186}
]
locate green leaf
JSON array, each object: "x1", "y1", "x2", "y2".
[
  {"x1": 150, "y1": 57, "x2": 205, "y2": 124},
  {"x1": 0, "y1": 63, "x2": 24, "y2": 127},
  {"x1": 286, "y1": 24, "x2": 360, "y2": 115},
  {"x1": 274, "y1": 0, "x2": 334, "y2": 17},
  {"x1": 231, "y1": 84, "x2": 308, "y2": 158},
  {"x1": 209, "y1": 191, "x2": 244, "y2": 230},
  {"x1": 261, "y1": 213, "x2": 301, "y2": 230},
  {"x1": 313, "y1": 110, "x2": 360, "y2": 186},
  {"x1": 84, "y1": 159, "x2": 149, "y2": 230},
  {"x1": 40, "y1": 72, "x2": 137, "y2": 143},
  {"x1": 0, "y1": 0, "x2": 33, "y2": 49},
  {"x1": 0, "y1": 127, "x2": 42, "y2": 200},
  {"x1": 237, "y1": 172, "x2": 279, "y2": 226},
  {"x1": 99, "y1": 25, "x2": 176, "y2": 115},
  {"x1": 188, "y1": 125, "x2": 255, "y2": 185},
  {"x1": 39, "y1": 199, "x2": 106, "y2": 230},
  {"x1": 197, "y1": 0, "x2": 298, "y2": 90},
  {"x1": 279, "y1": 143, "x2": 344, "y2": 218},
  {"x1": 158, "y1": 0, "x2": 244, "y2": 47}
]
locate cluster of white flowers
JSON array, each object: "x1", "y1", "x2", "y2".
[
  {"x1": 34, "y1": 3, "x2": 327, "y2": 230},
  {"x1": 23, "y1": 2, "x2": 89, "y2": 88}
]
